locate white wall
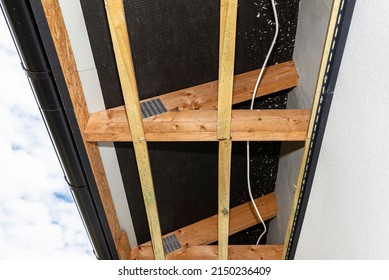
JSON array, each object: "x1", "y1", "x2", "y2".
[
  {"x1": 295, "y1": 0, "x2": 389, "y2": 259},
  {"x1": 268, "y1": 0, "x2": 332, "y2": 244}
]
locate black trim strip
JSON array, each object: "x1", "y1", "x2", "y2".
[{"x1": 285, "y1": 0, "x2": 356, "y2": 259}]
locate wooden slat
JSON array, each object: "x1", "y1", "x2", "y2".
[
  {"x1": 131, "y1": 245, "x2": 283, "y2": 260},
  {"x1": 85, "y1": 108, "x2": 310, "y2": 142},
  {"x1": 142, "y1": 192, "x2": 277, "y2": 247},
  {"x1": 117, "y1": 231, "x2": 132, "y2": 259},
  {"x1": 105, "y1": 0, "x2": 164, "y2": 260},
  {"x1": 217, "y1": 0, "x2": 238, "y2": 260},
  {"x1": 218, "y1": 139, "x2": 232, "y2": 259},
  {"x1": 217, "y1": 0, "x2": 238, "y2": 139},
  {"x1": 219, "y1": 0, "x2": 228, "y2": 61},
  {"x1": 40, "y1": 0, "x2": 131, "y2": 259},
  {"x1": 142, "y1": 61, "x2": 298, "y2": 111}
]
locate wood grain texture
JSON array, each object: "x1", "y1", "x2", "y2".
[
  {"x1": 117, "y1": 231, "x2": 132, "y2": 259},
  {"x1": 85, "y1": 108, "x2": 310, "y2": 142},
  {"x1": 105, "y1": 0, "x2": 164, "y2": 260},
  {"x1": 40, "y1": 0, "x2": 131, "y2": 259},
  {"x1": 218, "y1": 139, "x2": 232, "y2": 259},
  {"x1": 131, "y1": 245, "x2": 283, "y2": 260},
  {"x1": 217, "y1": 0, "x2": 238, "y2": 140},
  {"x1": 217, "y1": 0, "x2": 238, "y2": 259},
  {"x1": 141, "y1": 60, "x2": 298, "y2": 111},
  {"x1": 141, "y1": 192, "x2": 277, "y2": 247}
]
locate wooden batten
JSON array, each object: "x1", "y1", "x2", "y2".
[
  {"x1": 217, "y1": 0, "x2": 238, "y2": 140},
  {"x1": 143, "y1": 60, "x2": 297, "y2": 111},
  {"x1": 217, "y1": 0, "x2": 238, "y2": 260},
  {"x1": 131, "y1": 245, "x2": 283, "y2": 260},
  {"x1": 218, "y1": 139, "x2": 232, "y2": 259},
  {"x1": 117, "y1": 231, "x2": 132, "y2": 259},
  {"x1": 141, "y1": 192, "x2": 277, "y2": 247},
  {"x1": 40, "y1": 0, "x2": 131, "y2": 259},
  {"x1": 105, "y1": 0, "x2": 164, "y2": 260},
  {"x1": 85, "y1": 108, "x2": 310, "y2": 142}
]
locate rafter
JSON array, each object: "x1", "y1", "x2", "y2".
[
  {"x1": 131, "y1": 245, "x2": 283, "y2": 260},
  {"x1": 141, "y1": 60, "x2": 298, "y2": 111},
  {"x1": 85, "y1": 108, "x2": 310, "y2": 142},
  {"x1": 141, "y1": 192, "x2": 277, "y2": 247}
]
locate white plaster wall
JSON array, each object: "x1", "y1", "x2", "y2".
[
  {"x1": 295, "y1": 0, "x2": 389, "y2": 259},
  {"x1": 268, "y1": 0, "x2": 332, "y2": 244}
]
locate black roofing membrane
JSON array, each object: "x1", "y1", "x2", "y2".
[{"x1": 80, "y1": 0, "x2": 299, "y2": 244}]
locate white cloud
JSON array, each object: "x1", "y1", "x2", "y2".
[{"x1": 0, "y1": 12, "x2": 93, "y2": 259}]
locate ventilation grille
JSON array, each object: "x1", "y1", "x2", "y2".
[
  {"x1": 162, "y1": 233, "x2": 181, "y2": 254},
  {"x1": 140, "y1": 98, "x2": 167, "y2": 119}
]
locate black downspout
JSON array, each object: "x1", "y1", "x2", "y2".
[{"x1": 1, "y1": 0, "x2": 118, "y2": 259}]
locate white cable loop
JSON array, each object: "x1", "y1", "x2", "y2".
[{"x1": 247, "y1": 0, "x2": 279, "y2": 245}]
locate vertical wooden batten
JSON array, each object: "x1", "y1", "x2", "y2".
[
  {"x1": 104, "y1": 0, "x2": 165, "y2": 260},
  {"x1": 217, "y1": 0, "x2": 238, "y2": 139},
  {"x1": 217, "y1": 0, "x2": 238, "y2": 260},
  {"x1": 40, "y1": 0, "x2": 131, "y2": 259},
  {"x1": 218, "y1": 138, "x2": 232, "y2": 259}
]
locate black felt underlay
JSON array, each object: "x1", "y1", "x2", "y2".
[{"x1": 80, "y1": 0, "x2": 299, "y2": 244}]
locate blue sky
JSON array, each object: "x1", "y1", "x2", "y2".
[{"x1": 0, "y1": 11, "x2": 93, "y2": 259}]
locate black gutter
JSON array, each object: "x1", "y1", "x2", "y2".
[
  {"x1": 1, "y1": 0, "x2": 118, "y2": 259},
  {"x1": 285, "y1": 0, "x2": 357, "y2": 259}
]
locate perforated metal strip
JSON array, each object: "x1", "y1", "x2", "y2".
[{"x1": 140, "y1": 98, "x2": 167, "y2": 119}]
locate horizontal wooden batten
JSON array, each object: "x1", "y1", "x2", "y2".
[
  {"x1": 85, "y1": 108, "x2": 310, "y2": 142},
  {"x1": 143, "y1": 60, "x2": 298, "y2": 111},
  {"x1": 141, "y1": 192, "x2": 277, "y2": 247},
  {"x1": 131, "y1": 245, "x2": 282, "y2": 260}
]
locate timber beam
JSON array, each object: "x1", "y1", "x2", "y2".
[
  {"x1": 143, "y1": 60, "x2": 298, "y2": 111},
  {"x1": 85, "y1": 109, "x2": 310, "y2": 142},
  {"x1": 141, "y1": 192, "x2": 277, "y2": 247},
  {"x1": 131, "y1": 245, "x2": 283, "y2": 260}
]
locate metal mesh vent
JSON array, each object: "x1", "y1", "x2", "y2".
[
  {"x1": 162, "y1": 233, "x2": 181, "y2": 254},
  {"x1": 140, "y1": 98, "x2": 167, "y2": 119}
]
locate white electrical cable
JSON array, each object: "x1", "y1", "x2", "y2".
[{"x1": 247, "y1": 0, "x2": 279, "y2": 245}]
